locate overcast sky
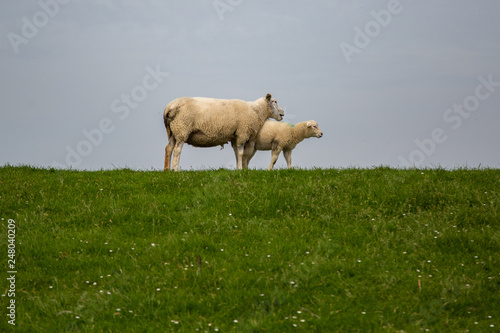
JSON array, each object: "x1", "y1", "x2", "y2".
[{"x1": 1, "y1": 0, "x2": 499, "y2": 170}]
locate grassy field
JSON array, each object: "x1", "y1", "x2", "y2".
[{"x1": 0, "y1": 166, "x2": 499, "y2": 332}]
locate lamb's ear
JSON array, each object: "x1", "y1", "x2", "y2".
[
  {"x1": 306, "y1": 121, "x2": 312, "y2": 127},
  {"x1": 266, "y1": 93, "x2": 272, "y2": 101}
]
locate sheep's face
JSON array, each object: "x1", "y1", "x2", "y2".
[
  {"x1": 306, "y1": 121, "x2": 323, "y2": 138},
  {"x1": 266, "y1": 94, "x2": 285, "y2": 121}
]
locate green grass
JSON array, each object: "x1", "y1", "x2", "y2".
[{"x1": 1, "y1": 166, "x2": 499, "y2": 332}]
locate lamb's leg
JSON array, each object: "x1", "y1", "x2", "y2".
[
  {"x1": 283, "y1": 150, "x2": 292, "y2": 169},
  {"x1": 172, "y1": 141, "x2": 184, "y2": 171},
  {"x1": 243, "y1": 141, "x2": 256, "y2": 169},
  {"x1": 164, "y1": 139, "x2": 175, "y2": 171},
  {"x1": 246, "y1": 149, "x2": 257, "y2": 168},
  {"x1": 267, "y1": 149, "x2": 281, "y2": 170}
]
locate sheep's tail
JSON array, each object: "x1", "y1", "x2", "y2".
[
  {"x1": 163, "y1": 107, "x2": 172, "y2": 140},
  {"x1": 164, "y1": 101, "x2": 181, "y2": 140},
  {"x1": 163, "y1": 97, "x2": 187, "y2": 140}
]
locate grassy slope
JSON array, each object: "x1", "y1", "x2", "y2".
[{"x1": 0, "y1": 166, "x2": 499, "y2": 332}]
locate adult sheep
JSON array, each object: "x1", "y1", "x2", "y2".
[
  {"x1": 163, "y1": 93, "x2": 284, "y2": 171},
  {"x1": 243, "y1": 120, "x2": 323, "y2": 170}
]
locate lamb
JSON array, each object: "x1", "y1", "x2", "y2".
[
  {"x1": 243, "y1": 120, "x2": 323, "y2": 170},
  {"x1": 163, "y1": 93, "x2": 285, "y2": 171}
]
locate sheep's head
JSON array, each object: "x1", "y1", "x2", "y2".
[
  {"x1": 266, "y1": 93, "x2": 284, "y2": 121},
  {"x1": 306, "y1": 121, "x2": 323, "y2": 138}
]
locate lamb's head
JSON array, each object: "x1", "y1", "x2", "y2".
[
  {"x1": 305, "y1": 121, "x2": 323, "y2": 138},
  {"x1": 266, "y1": 93, "x2": 284, "y2": 121}
]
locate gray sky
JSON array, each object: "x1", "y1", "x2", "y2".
[{"x1": 1, "y1": 0, "x2": 499, "y2": 170}]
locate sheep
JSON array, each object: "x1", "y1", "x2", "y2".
[
  {"x1": 243, "y1": 120, "x2": 323, "y2": 170},
  {"x1": 163, "y1": 93, "x2": 285, "y2": 171}
]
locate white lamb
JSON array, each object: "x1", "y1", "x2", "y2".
[
  {"x1": 243, "y1": 120, "x2": 323, "y2": 170},
  {"x1": 163, "y1": 93, "x2": 285, "y2": 171}
]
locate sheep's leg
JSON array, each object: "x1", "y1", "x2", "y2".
[
  {"x1": 231, "y1": 141, "x2": 239, "y2": 169},
  {"x1": 236, "y1": 145, "x2": 245, "y2": 170},
  {"x1": 164, "y1": 139, "x2": 175, "y2": 171},
  {"x1": 283, "y1": 150, "x2": 292, "y2": 169},
  {"x1": 230, "y1": 141, "x2": 245, "y2": 170},
  {"x1": 268, "y1": 149, "x2": 281, "y2": 170},
  {"x1": 164, "y1": 145, "x2": 170, "y2": 170},
  {"x1": 172, "y1": 141, "x2": 184, "y2": 171}
]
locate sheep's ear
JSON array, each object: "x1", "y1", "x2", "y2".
[
  {"x1": 266, "y1": 93, "x2": 272, "y2": 101},
  {"x1": 306, "y1": 121, "x2": 312, "y2": 127}
]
